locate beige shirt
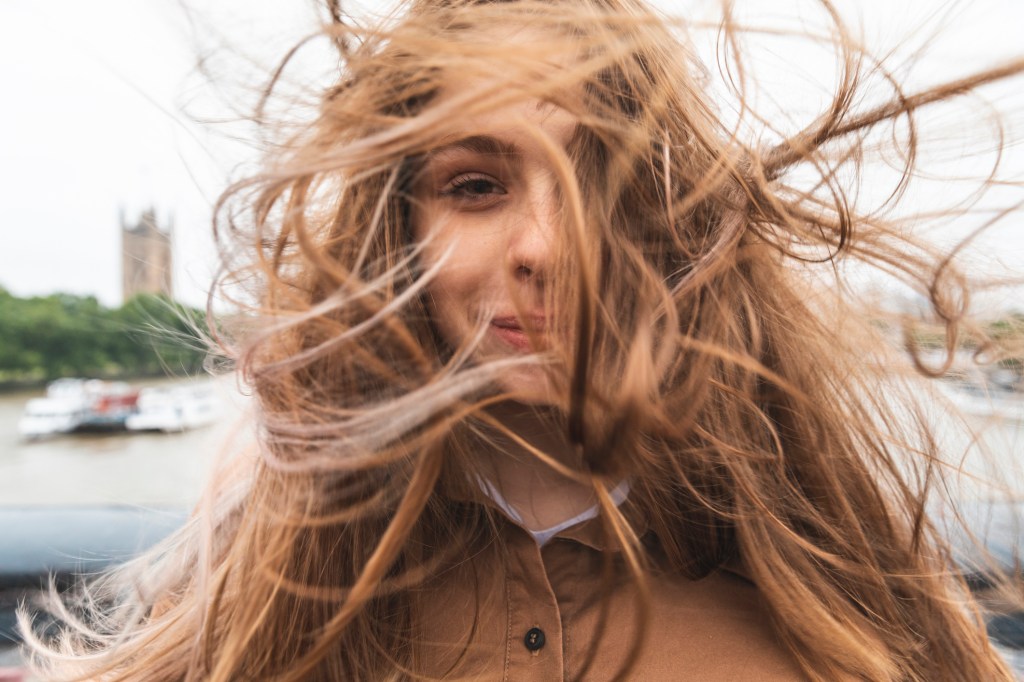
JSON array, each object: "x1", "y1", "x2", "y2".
[{"x1": 413, "y1": 501, "x2": 806, "y2": 681}]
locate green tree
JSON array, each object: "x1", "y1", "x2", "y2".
[{"x1": 0, "y1": 286, "x2": 209, "y2": 384}]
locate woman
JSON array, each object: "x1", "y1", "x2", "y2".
[{"x1": 24, "y1": 0, "x2": 1024, "y2": 679}]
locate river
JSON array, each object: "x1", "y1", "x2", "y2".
[
  {"x1": 0, "y1": 375, "x2": 1021, "y2": 508},
  {"x1": 0, "y1": 376, "x2": 1023, "y2": 677},
  {"x1": 0, "y1": 376, "x2": 252, "y2": 508}
]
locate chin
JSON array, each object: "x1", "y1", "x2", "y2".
[{"x1": 496, "y1": 367, "x2": 560, "y2": 405}]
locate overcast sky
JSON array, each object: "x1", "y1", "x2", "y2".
[{"x1": 1, "y1": 0, "x2": 1021, "y2": 310}]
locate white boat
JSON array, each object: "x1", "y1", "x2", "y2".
[
  {"x1": 17, "y1": 379, "x2": 140, "y2": 438},
  {"x1": 936, "y1": 380, "x2": 1024, "y2": 421},
  {"x1": 125, "y1": 383, "x2": 221, "y2": 432},
  {"x1": 17, "y1": 397, "x2": 89, "y2": 437}
]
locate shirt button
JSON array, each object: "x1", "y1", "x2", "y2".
[{"x1": 524, "y1": 627, "x2": 546, "y2": 652}]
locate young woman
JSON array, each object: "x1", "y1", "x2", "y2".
[{"x1": 24, "y1": 0, "x2": 1024, "y2": 679}]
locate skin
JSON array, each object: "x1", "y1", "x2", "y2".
[
  {"x1": 411, "y1": 98, "x2": 572, "y2": 400},
  {"x1": 412, "y1": 96, "x2": 601, "y2": 529}
]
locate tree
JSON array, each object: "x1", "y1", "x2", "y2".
[{"x1": 0, "y1": 287, "x2": 209, "y2": 384}]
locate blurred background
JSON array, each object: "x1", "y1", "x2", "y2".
[
  {"x1": 1, "y1": 0, "x2": 1017, "y2": 503},
  {"x1": 0, "y1": 0, "x2": 1022, "y2": 676}
]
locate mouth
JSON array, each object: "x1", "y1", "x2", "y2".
[{"x1": 490, "y1": 315, "x2": 547, "y2": 351}]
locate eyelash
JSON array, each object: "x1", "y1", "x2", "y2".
[{"x1": 441, "y1": 173, "x2": 507, "y2": 201}]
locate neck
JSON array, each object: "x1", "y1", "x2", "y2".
[{"x1": 478, "y1": 401, "x2": 597, "y2": 531}]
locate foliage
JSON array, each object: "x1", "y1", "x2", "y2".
[
  {"x1": 904, "y1": 314, "x2": 1024, "y2": 353},
  {"x1": 987, "y1": 314, "x2": 1024, "y2": 343},
  {"x1": 0, "y1": 286, "x2": 209, "y2": 384}
]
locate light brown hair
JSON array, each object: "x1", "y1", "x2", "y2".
[{"x1": 23, "y1": 0, "x2": 1024, "y2": 680}]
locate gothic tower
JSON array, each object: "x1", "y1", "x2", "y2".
[{"x1": 121, "y1": 207, "x2": 173, "y2": 303}]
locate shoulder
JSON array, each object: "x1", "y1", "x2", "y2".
[{"x1": 634, "y1": 565, "x2": 808, "y2": 680}]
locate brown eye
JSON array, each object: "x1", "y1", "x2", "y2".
[{"x1": 442, "y1": 173, "x2": 506, "y2": 200}]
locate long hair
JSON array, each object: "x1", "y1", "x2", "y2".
[{"x1": 22, "y1": 0, "x2": 1024, "y2": 679}]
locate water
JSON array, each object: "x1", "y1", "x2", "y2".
[
  {"x1": 927, "y1": 389, "x2": 1024, "y2": 503},
  {"x1": 0, "y1": 376, "x2": 1022, "y2": 677},
  {"x1": 0, "y1": 376, "x2": 1021, "y2": 507},
  {"x1": 0, "y1": 377, "x2": 252, "y2": 509}
]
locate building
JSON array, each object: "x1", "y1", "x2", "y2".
[{"x1": 121, "y1": 208, "x2": 173, "y2": 303}]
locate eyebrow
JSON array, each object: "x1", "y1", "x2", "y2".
[{"x1": 426, "y1": 134, "x2": 522, "y2": 160}]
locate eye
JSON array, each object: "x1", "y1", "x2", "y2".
[{"x1": 441, "y1": 173, "x2": 507, "y2": 206}]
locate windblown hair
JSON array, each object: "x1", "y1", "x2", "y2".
[{"x1": 23, "y1": 0, "x2": 1024, "y2": 680}]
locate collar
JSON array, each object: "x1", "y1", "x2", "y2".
[
  {"x1": 443, "y1": 475, "x2": 744, "y2": 576},
  {"x1": 476, "y1": 476, "x2": 632, "y2": 547},
  {"x1": 440, "y1": 472, "x2": 652, "y2": 553}
]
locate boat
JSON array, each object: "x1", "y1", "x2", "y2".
[
  {"x1": 17, "y1": 396, "x2": 89, "y2": 438},
  {"x1": 17, "y1": 379, "x2": 140, "y2": 438},
  {"x1": 936, "y1": 379, "x2": 1024, "y2": 421},
  {"x1": 125, "y1": 383, "x2": 221, "y2": 432}
]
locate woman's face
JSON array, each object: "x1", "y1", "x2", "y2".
[{"x1": 411, "y1": 96, "x2": 578, "y2": 402}]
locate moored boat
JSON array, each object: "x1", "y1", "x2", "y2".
[
  {"x1": 17, "y1": 379, "x2": 140, "y2": 439},
  {"x1": 125, "y1": 383, "x2": 221, "y2": 432},
  {"x1": 17, "y1": 397, "x2": 88, "y2": 438},
  {"x1": 936, "y1": 379, "x2": 1024, "y2": 421}
]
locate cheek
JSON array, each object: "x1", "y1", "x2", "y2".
[
  {"x1": 417, "y1": 215, "x2": 500, "y2": 298},
  {"x1": 413, "y1": 204, "x2": 512, "y2": 347},
  {"x1": 416, "y1": 227, "x2": 489, "y2": 347},
  {"x1": 426, "y1": 256, "x2": 487, "y2": 323}
]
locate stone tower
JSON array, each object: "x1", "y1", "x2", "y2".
[{"x1": 121, "y1": 208, "x2": 173, "y2": 302}]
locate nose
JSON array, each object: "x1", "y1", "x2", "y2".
[{"x1": 507, "y1": 179, "x2": 559, "y2": 285}]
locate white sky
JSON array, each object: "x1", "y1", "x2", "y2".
[{"x1": 1, "y1": 0, "x2": 1022, "y2": 310}]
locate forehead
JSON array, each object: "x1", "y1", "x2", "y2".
[
  {"x1": 410, "y1": 19, "x2": 587, "y2": 158},
  {"x1": 426, "y1": 98, "x2": 580, "y2": 159}
]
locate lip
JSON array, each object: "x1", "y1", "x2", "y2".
[{"x1": 490, "y1": 315, "x2": 548, "y2": 351}]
